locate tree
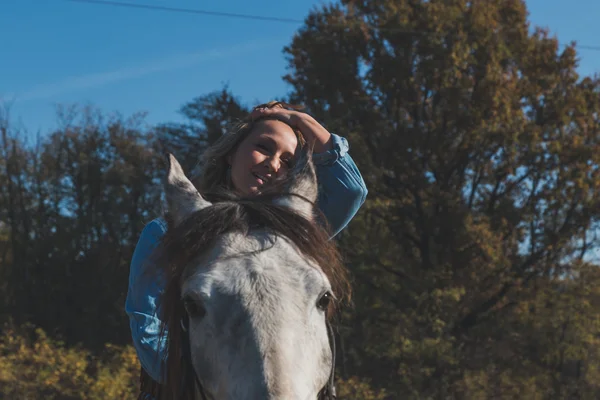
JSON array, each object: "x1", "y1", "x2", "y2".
[
  {"x1": 0, "y1": 104, "x2": 162, "y2": 349},
  {"x1": 282, "y1": 0, "x2": 600, "y2": 397},
  {"x1": 3, "y1": 0, "x2": 600, "y2": 397},
  {"x1": 155, "y1": 87, "x2": 249, "y2": 175}
]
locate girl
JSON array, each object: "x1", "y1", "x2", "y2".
[{"x1": 125, "y1": 101, "x2": 368, "y2": 396}]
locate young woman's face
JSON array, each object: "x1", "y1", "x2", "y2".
[{"x1": 229, "y1": 119, "x2": 299, "y2": 196}]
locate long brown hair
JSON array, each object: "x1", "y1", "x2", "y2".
[
  {"x1": 191, "y1": 101, "x2": 307, "y2": 200},
  {"x1": 152, "y1": 192, "x2": 351, "y2": 399}
]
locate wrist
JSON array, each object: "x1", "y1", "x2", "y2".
[
  {"x1": 294, "y1": 113, "x2": 316, "y2": 131},
  {"x1": 297, "y1": 116, "x2": 333, "y2": 153}
]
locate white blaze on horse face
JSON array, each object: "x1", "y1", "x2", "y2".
[
  {"x1": 272, "y1": 149, "x2": 318, "y2": 221},
  {"x1": 181, "y1": 232, "x2": 333, "y2": 400},
  {"x1": 165, "y1": 153, "x2": 211, "y2": 224}
]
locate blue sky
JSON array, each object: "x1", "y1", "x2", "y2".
[{"x1": 1, "y1": 0, "x2": 599, "y2": 135}]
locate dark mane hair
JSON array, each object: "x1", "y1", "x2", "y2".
[{"x1": 151, "y1": 191, "x2": 351, "y2": 400}]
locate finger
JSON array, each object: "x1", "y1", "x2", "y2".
[
  {"x1": 251, "y1": 107, "x2": 285, "y2": 121},
  {"x1": 250, "y1": 108, "x2": 267, "y2": 120}
]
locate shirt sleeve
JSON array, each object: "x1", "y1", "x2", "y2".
[
  {"x1": 125, "y1": 218, "x2": 168, "y2": 383},
  {"x1": 313, "y1": 133, "x2": 368, "y2": 238}
]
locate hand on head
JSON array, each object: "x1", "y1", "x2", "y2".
[
  {"x1": 249, "y1": 102, "x2": 333, "y2": 154},
  {"x1": 194, "y1": 101, "x2": 332, "y2": 198},
  {"x1": 250, "y1": 104, "x2": 303, "y2": 129}
]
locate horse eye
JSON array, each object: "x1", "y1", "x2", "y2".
[
  {"x1": 183, "y1": 296, "x2": 206, "y2": 318},
  {"x1": 317, "y1": 292, "x2": 333, "y2": 311}
]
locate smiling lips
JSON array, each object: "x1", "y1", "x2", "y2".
[{"x1": 253, "y1": 173, "x2": 270, "y2": 186}]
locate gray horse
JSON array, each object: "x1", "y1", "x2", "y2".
[{"x1": 154, "y1": 152, "x2": 351, "y2": 399}]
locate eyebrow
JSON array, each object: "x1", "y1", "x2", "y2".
[{"x1": 257, "y1": 135, "x2": 295, "y2": 158}]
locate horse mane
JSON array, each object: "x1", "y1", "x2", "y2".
[{"x1": 150, "y1": 191, "x2": 351, "y2": 400}]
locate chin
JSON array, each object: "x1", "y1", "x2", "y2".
[{"x1": 245, "y1": 186, "x2": 261, "y2": 196}]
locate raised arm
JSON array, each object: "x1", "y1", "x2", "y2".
[
  {"x1": 251, "y1": 106, "x2": 368, "y2": 238},
  {"x1": 313, "y1": 133, "x2": 368, "y2": 237}
]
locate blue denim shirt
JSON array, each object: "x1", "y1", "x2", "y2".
[{"x1": 125, "y1": 133, "x2": 368, "y2": 383}]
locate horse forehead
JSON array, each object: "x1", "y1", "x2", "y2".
[
  {"x1": 183, "y1": 232, "x2": 329, "y2": 295},
  {"x1": 225, "y1": 235, "x2": 326, "y2": 287}
]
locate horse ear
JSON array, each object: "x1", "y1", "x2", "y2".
[
  {"x1": 165, "y1": 153, "x2": 211, "y2": 225},
  {"x1": 272, "y1": 148, "x2": 318, "y2": 220}
]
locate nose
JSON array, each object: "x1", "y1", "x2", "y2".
[{"x1": 264, "y1": 156, "x2": 281, "y2": 175}]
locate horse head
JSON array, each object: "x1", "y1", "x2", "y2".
[{"x1": 157, "y1": 150, "x2": 349, "y2": 400}]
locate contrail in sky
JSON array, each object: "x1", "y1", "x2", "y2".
[{"x1": 9, "y1": 40, "x2": 276, "y2": 102}]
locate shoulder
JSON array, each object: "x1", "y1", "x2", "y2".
[
  {"x1": 135, "y1": 217, "x2": 168, "y2": 249},
  {"x1": 130, "y1": 217, "x2": 169, "y2": 276},
  {"x1": 146, "y1": 217, "x2": 168, "y2": 234}
]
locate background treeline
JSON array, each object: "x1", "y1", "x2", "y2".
[{"x1": 2, "y1": 0, "x2": 600, "y2": 398}]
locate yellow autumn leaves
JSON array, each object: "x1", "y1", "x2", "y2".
[
  {"x1": 0, "y1": 323, "x2": 139, "y2": 399},
  {"x1": 0, "y1": 323, "x2": 386, "y2": 399}
]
